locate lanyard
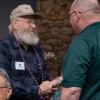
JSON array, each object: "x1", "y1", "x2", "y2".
[
  {"x1": 17, "y1": 41, "x2": 48, "y2": 100},
  {"x1": 18, "y1": 44, "x2": 43, "y2": 86}
]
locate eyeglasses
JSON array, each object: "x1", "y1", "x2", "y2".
[
  {"x1": 0, "y1": 84, "x2": 10, "y2": 88},
  {"x1": 69, "y1": 11, "x2": 76, "y2": 18},
  {"x1": 69, "y1": 9, "x2": 100, "y2": 18},
  {"x1": 0, "y1": 86, "x2": 8, "y2": 88},
  {"x1": 16, "y1": 18, "x2": 38, "y2": 25}
]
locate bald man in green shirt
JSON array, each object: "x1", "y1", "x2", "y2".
[{"x1": 61, "y1": 0, "x2": 100, "y2": 100}]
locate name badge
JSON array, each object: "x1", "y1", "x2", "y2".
[{"x1": 15, "y1": 61, "x2": 25, "y2": 70}]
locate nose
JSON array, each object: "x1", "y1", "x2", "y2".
[{"x1": 31, "y1": 23, "x2": 37, "y2": 28}]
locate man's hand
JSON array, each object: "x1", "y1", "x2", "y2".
[
  {"x1": 50, "y1": 76, "x2": 63, "y2": 87},
  {"x1": 39, "y1": 76, "x2": 63, "y2": 95},
  {"x1": 39, "y1": 81, "x2": 52, "y2": 94}
]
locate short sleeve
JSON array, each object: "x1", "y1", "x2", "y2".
[{"x1": 62, "y1": 37, "x2": 92, "y2": 87}]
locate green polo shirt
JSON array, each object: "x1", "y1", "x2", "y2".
[{"x1": 62, "y1": 22, "x2": 100, "y2": 100}]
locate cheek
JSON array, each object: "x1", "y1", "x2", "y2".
[
  {"x1": 70, "y1": 19, "x2": 75, "y2": 28},
  {"x1": 0, "y1": 91, "x2": 6, "y2": 99},
  {"x1": 70, "y1": 17, "x2": 74, "y2": 25},
  {"x1": 16, "y1": 23, "x2": 27, "y2": 30},
  {"x1": 70, "y1": 17, "x2": 77, "y2": 28}
]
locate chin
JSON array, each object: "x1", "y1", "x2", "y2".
[
  {"x1": 24, "y1": 37, "x2": 39, "y2": 45},
  {"x1": 32, "y1": 38, "x2": 39, "y2": 45}
]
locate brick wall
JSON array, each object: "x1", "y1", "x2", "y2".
[{"x1": 37, "y1": 0, "x2": 76, "y2": 79}]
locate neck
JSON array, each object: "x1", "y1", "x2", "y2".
[
  {"x1": 21, "y1": 42, "x2": 29, "y2": 50},
  {"x1": 79, "y1": 16, "x2": 100, "y2": 33}
]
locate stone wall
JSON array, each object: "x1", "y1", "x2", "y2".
[{"x1": 37, "y1": 0, "x2": 76, "y2": 79}]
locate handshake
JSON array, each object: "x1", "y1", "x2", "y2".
[{"x1": 39, "y1": 76, "x2": 63, "y2": 95}]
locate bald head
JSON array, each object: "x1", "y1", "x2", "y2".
[
  {"x1": 70, "y1": 0, "x2": 100, "y2": 14},
  {"x1": 69, "y1": 0, "x2": 100, "y2": 33}
]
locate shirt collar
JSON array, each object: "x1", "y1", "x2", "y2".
[
  {"x1": 9, "y1": 34, "x2": 19, "y2": 48},
  {"x1": 80, "y1": 21, "x2": 100, "y2": 34}
]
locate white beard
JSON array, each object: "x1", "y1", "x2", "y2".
[{"x1": 16, "y1": 29, "x2": 39, "y2": 45}]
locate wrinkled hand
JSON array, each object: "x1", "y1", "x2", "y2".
[
  {"x1": 39, "y1": 76, "x2": 63, "y2": 95},
  {"x1": 39, "y1": 81, "x2": 52, "y2": 94},
  {"x1": 50, "y1": 76, "x2": 63, "y2": 87}
]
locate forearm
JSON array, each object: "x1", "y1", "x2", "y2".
[{"x1": 61, "y1": 87, "x2": 81, "y2": 100}]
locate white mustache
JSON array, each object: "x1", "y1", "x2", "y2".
[{"x1": 16, "y1": 29, "x2": 39, "y2": 45}]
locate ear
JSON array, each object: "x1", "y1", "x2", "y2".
[
  {"x1": 74, "y1": 11, "x2": 81, "y2": 23},
  {"x1": 6, "y1": 88, "x2": 12, "y2": 100},
  {"x1": 12, "y1": 20, "x2": 18, "y2": 30}
]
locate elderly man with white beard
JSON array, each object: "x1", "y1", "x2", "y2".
[{"x1": 0, "y1": 4, "x2": 52, "y2": 100}]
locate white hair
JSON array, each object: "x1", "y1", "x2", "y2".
[
  {"x1": 0, "y1": 68, "x2": 11, "y2": 88},
  {"x1": 8, "y1": 24, "x2": 12, "y2": 33},
  {"x1": 71, "y1": 0, "x2": 100, "y2": 13}
]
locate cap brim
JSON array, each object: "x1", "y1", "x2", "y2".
[
  {"x1": 33, "y1": 13, "x2": 43, "y2": 19},
  {"x1": 19, "y1": 13, "x2": 43, "y2": 19}
]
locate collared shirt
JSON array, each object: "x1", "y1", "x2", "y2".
[
  {"x1": 62, "y1": 22, "x2": 100, "y2": 100},
  {"x1": 0, "y1": 34, "x2": 49, "y2": 100}
]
